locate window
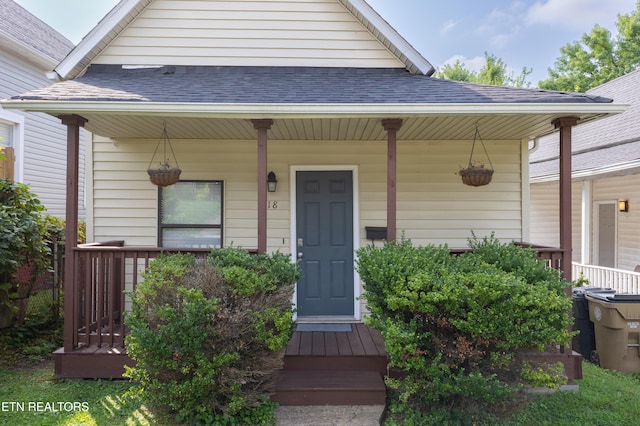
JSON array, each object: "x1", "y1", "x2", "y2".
[
  {"x1": 0, "y1": 121, "x2": 15, "y2": 180},
  {"x1": 159, "y1": 181, "x2": 223, "y2": 248}
]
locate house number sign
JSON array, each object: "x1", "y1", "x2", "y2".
[{"x1": 268, "y1": 201, "x2": 278, "y2": 209}]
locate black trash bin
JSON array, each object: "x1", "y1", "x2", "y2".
[{"x1": 572, "y1": 287, "x2": 615, "y2": 361}]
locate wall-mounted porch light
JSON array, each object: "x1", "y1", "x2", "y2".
[
  {"x1": 267, "y1": 171, "x2": 278, "y2": 193},
  {"x1": 619, "y1": 200, "x2": 629, "y2": 212}
]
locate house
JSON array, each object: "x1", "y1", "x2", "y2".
[
  {"x1": 530, "y1": 68, "x2": 640, "y2": 290},
  {"x1": 0, "y1": 0, "x2": 85, "y2": 217},
  {"x1": 1, "y1": 0, "x2": 625, "y2": 401}
]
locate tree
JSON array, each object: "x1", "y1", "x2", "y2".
[
  {"x1": 435, "y1": 52, "x2": 532, "y2": 88},
  {"x1": 436, "y1": 59, "x2": 477, "y2": 82},
  {"x1": 539, "y1": 1, "x2": 640, "y2": 92}
]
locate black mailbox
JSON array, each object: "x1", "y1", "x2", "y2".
[{"x1": 365, "y1": 226, "x2": 387, "y2": 240}]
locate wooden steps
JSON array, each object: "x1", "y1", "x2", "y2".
[
  {"x1": 54, "y1": 323, "x2": 391, "y2": 407},
  {"x1": 272, "y1": 370, "x2": 386, "y2": 406},
  {"x1": 53, "y1": 345, "x2": 133, "y2": 379},
  {"x1": 272, "y1": 323, "x2": 388, "y2": 406}
]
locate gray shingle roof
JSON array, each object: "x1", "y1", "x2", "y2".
[
  {"x1": 11, "y1": 65, "x2": 613, "y2": 104},
  {"x1": 530, "y1": 67, "x2": 640, "y2": 179},
  {"x1": 0, "y1": 0, "x2": 73, "y2": 63}
]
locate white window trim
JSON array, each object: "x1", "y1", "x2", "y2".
[{"x1": 0, "y1": 109, "x2": 24, "y2": 182}]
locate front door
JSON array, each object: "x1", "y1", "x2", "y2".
[{"x1": 296, "y1": 171, "x2": 354, "y2": 317}]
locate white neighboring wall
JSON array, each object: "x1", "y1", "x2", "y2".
[{"x1": 530, "y1": 173, "x2": 640, "y2": 271}]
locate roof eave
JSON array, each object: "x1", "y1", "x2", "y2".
[
  {"x1": 1, "y1": 100, "x2": 627, "y2": 118},
  {"x1": 531, "y1": 158, "x2": 640, "y2": 183},
  {"x1": 54, "y1": 0, "x2": 153, "y2": 80},
  {"x1": 339, "y1": 0, "x2": 434, "y2": 75},
  {"x1": 0, "y1": 32, "x2": 58, "y2": 71}
]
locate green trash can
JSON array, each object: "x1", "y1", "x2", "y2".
[{"x1": 586, "y1": 293, "x2": 640, "y2": 373}]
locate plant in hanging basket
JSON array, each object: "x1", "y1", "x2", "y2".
[
  {"x1": 458, "y1": 164, "x2": 494, "y2": 187},
  {"x1": 147, "y1": 122, "x2": 182, "y2": 187},
  {"x1": 459, "y1": 124, "x2": 495, "y2": 187},
  {"x1": 147, "y1": 162, "x2": 182, "y2": 187}
]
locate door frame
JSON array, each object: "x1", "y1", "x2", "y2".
[
  {"x1": 592, "y1": 200, "x2": 618, "y2": 268},
  {"x1": 290, "y1": 165, "x2": 361, "y2": 321}
]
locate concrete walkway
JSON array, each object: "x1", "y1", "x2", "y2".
[{"x1": 275, "y1": 405, "x2": 385, "y2": 426}]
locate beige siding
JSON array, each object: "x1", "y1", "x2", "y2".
[
  {"x1": 592, "y1": 174, "x2": 640, "y2": 271},
  {"x1": 93, "y1": 0, "x2": 405, "y2": 69},
  {"x1": 528, "y1": 181, "x2": 582, "y2": 262},
  {"x1": 530, "y1": 177, "x2": 640, "y2": 267},
  {"x1": 92, "y1": 136, "x2": 524, "y2": 248},
  {"x1": 91, "y1": 135, "x2": 525, "y2": 316}
]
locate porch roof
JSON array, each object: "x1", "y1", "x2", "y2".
[
  {"x1": 12, "y1": 65, "x2": 613, "y2": 105},
  {"x1": 3, "y1": 66, "x2": 625, "y2": 141},
  {"x1": 530, "y1": 68, "x2": 640, "y2": 182}
]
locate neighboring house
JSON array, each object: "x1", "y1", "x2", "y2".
[
  {"x1": 530, "y1": 68, "x2": 640, "y2": 274},
  {"x1": 1, "y1": 0, "x2": 625, "y2": 387},
  {"x1": 0, "y1": 0, "x2": 85, "y2": 217}
]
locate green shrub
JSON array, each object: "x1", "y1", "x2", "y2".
[
  {"x1": 124, "y1": 249, "x2": 299, "y2": 425},
  {"x1": 356, "y1": 236, "x2": 573, "y2": 423},
  {"x1": 0, "y1": 179, "x2": 51, "y2": 329}
]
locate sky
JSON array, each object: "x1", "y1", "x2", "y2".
[{"x1": 13, "y1": 0, "x2": 639, "y2": 86}]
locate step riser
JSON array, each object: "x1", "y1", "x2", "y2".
[
  {"x1": 273, "y1": 370, "x2": 387, "y2": 406},
  {"x1": 283, "y1": 356, "x2": 388, "y2": 374},
  {"x1": 272, "y1": 390, "x2": 386, "y2": 406}
]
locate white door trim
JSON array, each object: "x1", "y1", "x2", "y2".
[
  {"x1": 593, "y1": 200, "x2": 618, "y2": 268},
  {"x1": 290, "y1": 165, "x2": 361, "y2": 321}
]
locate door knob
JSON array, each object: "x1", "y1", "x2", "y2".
[{"x1": 297, "y1": 252, "x2": 303, "y2": 259}]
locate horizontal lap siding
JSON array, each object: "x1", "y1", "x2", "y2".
[
  {"x1": 530, "y1": 182, "x2": 560, "y2": 247},
  {"x1": 0, "y1": 54, "x2": 85, "y2": 217},
  {"x1": 397, "y1": 141, "x2": 522, "y2": 248},
  {"x1": 94, "y1": 0, "x2": 404, "y2": 68},
  {"x1": 92, "y1": 137, "x2": 258, "y2": 246},
  {"x1": 92, "y1": 137, "x2": 525, "y2": 251},
  {"x1": 593, "y1": 174, "x2": 640, "y2": 271},
  {"x1": 529, "y1": 180, "x2": 586, "y2": 263}
]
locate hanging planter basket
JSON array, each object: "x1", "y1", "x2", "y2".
[
  {"x1": 148, "y1": 164, "x2": 181, "y2": 187},
  {"x1": 459, "y1": 165, "x2": 494, "y2": 187},
  {"x1": 147, "y1": 122, "x2": 182, "y2": 187},
  {"x1": 458, "y1": 124, "x2": 494, "y2": 187}
]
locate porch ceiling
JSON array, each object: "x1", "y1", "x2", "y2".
[{"x1": 75, "y1": 112, "x2": 606, "y2": 142}]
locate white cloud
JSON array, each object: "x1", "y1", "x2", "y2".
[
  {"x1": 474, "y1": 4, "x2": 525, "y2": 50},
  {"x1": 441, "y1": 55, "x2": 486, "y2": 73},
  {"x1": 525, "y1": 0, "x2": 637, "y2": 31},
  {"x1": 440, "y1": 19, "x2": 457, "y2": 35},
  {"x1": 490, "y1": 33, "x2": 514, "y2": 50}
]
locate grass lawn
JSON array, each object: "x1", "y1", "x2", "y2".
[
  {"x1": 0, "y1": 360, "x2": 157, "y2": 426},
  {"x1": 1, "y1": 322, "x2": 639, "y2": 425},
  {"x1": 0, "y1": 360, "x2": 639, "y2": 425},
  {"x1": 0, "y1": 321, "x2": 166, "y2": 425}
]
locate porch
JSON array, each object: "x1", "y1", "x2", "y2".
[
  {"x1": 572, "y1": 262, "x2": 640, "y2": 294},
  {"x1": 54, "y1": 242, "x2": 582, "y2": 401}
]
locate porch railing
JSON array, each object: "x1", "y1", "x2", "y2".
[
  {"x1": 70, "y1": 243, "x2": 211, "y2": 351},
  {"x1": 67, "y1": 243, "x2": 564, "y2": 352},
  {"x1": 572, "y1": 262, "x2": 640, "y2": 294}
]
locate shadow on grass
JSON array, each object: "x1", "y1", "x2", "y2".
[{"x1": 0, "y1": 360, "x2": 164, "y2": 426}]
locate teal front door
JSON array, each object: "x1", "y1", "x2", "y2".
[{"x1": 296, "y1": 171, "x2": 354, "y2": 317}]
